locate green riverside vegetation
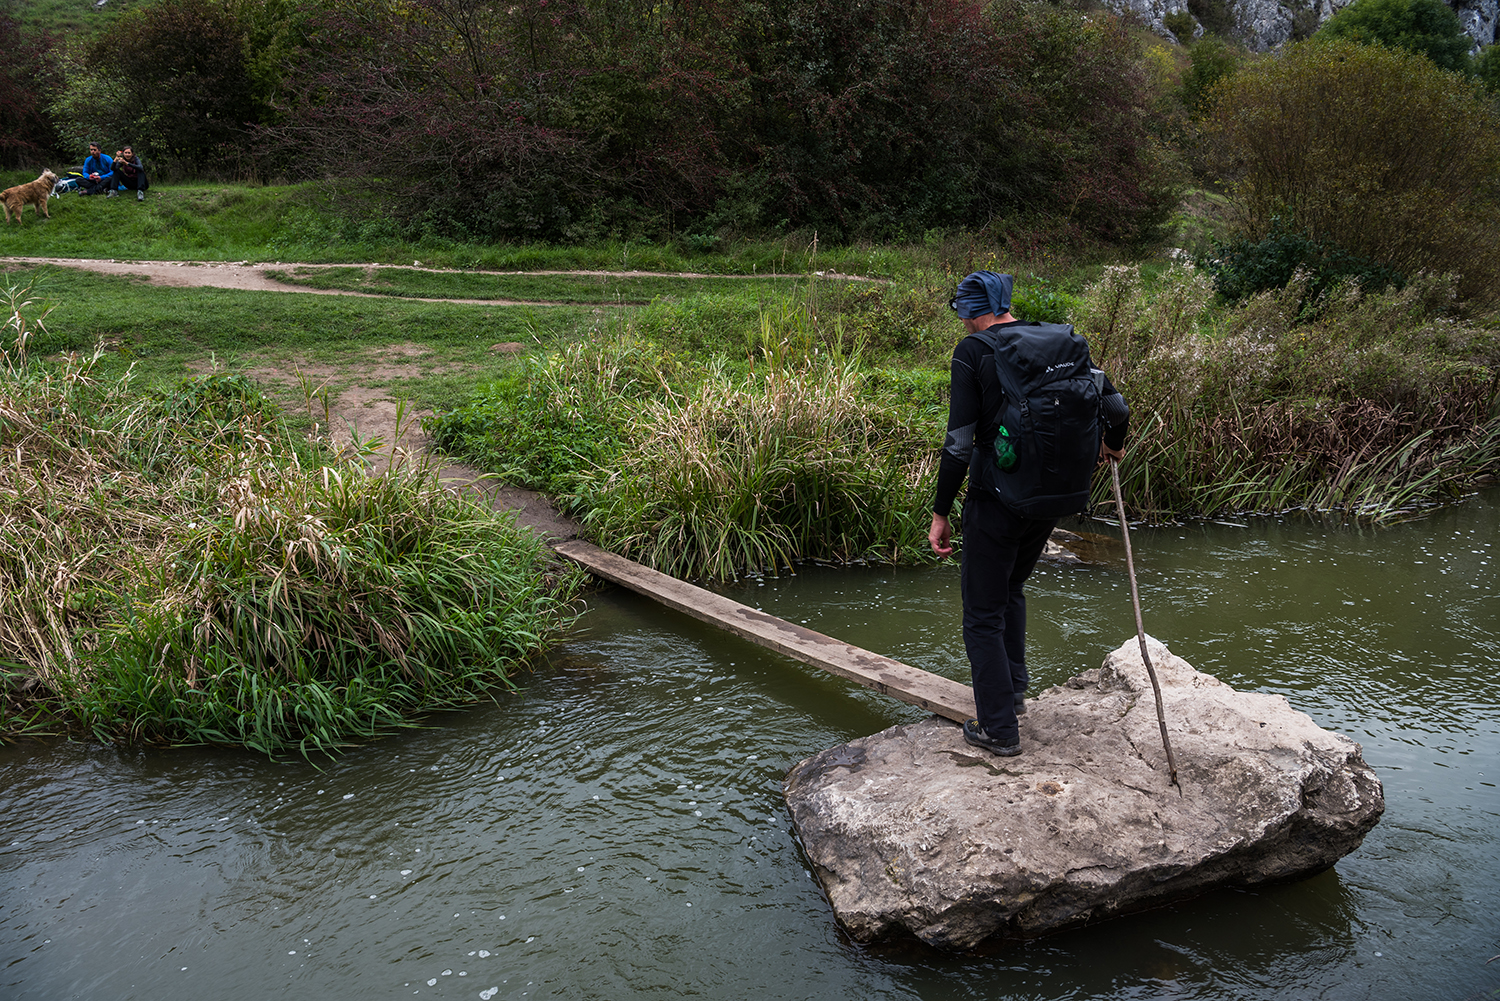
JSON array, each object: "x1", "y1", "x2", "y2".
[
  {"x1": 0, "y1": 275, "x2": 584, "y2": 755},
  {"x1": 6, "y1": 0, "x2": 1500, "y2": 752}
]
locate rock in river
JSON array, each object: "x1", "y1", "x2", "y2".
[{"x1": 782, "y1": 636, "x2": 1384, "y2": 949}]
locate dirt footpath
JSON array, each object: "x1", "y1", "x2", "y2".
[
  {"x1": 2, "y1": 256, "x2": 870, "y2": 305},
  {"x1": 3, "y1": 254, "x2": 590, "y2": 539}
]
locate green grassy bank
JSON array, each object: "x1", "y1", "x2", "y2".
[
  {"x1": 0, "y1": 179, "x2": 914, "y2": 275},
  {"x1": 429, "y1": 264, "x2": 1500, "y2": 581},
  {"x1": 0, "y1": 278, "x2": 583, "y2": 755},
  {"x1": 5, "y1": 188, "x2": 1499, "y2": 751}
]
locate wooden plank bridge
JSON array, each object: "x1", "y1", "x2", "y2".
[{"x1": 552, "y1": 540, "x2": 976, "y2": 723}]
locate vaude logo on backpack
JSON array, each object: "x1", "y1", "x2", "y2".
[{"x1": 969, "y1": 322, "x2": 1102, "y2": 519}]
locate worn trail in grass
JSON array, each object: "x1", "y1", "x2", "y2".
[{"x1": 1, "y1": 257, "x2": 858, "y2": 305}]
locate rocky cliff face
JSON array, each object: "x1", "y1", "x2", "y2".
[
  {"x1": 1109, "y1": 0, "x2": 1498, "y2": 52},
  {"x1": 782, "y1": 636, "x2": 1384, "y2": 949}
]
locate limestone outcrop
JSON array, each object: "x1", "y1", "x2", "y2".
[
  {"x1": 1105, "y1": 0, "x2": 1498, "y2": 52},
  {"x1": 782, "y1": 637, "x2": 1383, "y2": 949}
]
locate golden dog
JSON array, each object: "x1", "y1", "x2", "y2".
[{"x1": 2, "y1": 169, "x2": 59, "y2": 224}]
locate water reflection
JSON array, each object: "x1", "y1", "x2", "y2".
[{"x1": 2, "y1": 493, "x2": 1497, "y2": 1000}]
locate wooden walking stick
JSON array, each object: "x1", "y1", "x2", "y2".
[{"x1": 1109, "y1": 459, "x2": 1182, "y2": 795}]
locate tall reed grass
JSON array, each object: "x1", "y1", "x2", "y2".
[
  {"x1": 1, "y1": 277, "x2": 581, "y2": 754},
  {"x1": 1078, "y1": 266, "x2": 1500, "y2": 520},
  {"x1": 581, "y1": 352, "x2": 937, "y2": 580}
]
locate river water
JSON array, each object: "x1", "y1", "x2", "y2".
[{"x1": 3, "y1": 494, "x2": 1497, "y2": 1000}]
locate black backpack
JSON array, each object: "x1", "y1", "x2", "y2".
[{"x1": 969, "y1": 322, "x2": 1103, "y2": 519}]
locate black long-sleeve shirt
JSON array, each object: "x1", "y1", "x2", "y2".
[{"x1": 933, "y1": 323, "x2": 1128, "y2": 517}]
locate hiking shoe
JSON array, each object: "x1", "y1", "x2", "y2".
[
  {"x1": 137, "y1": 190, "x2": 144, "y2": 201},
  {"x1": 963, "y1": 719, "x2": 1021, "y2": 757},
  {"x1": 1015, "y1": 694, "x2": 1027, "y2": 715},
  {"x1": 106, "y1": 188, "x2": 116, "y2": 198}
]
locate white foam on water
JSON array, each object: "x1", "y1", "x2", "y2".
[
  {"x1": 427, "y1": 979, "x2": 437, "y2": 986},
  {"x1": 317, "y1": 790, "x2": 324, "y2": 794},
  {"x1": 370, "y1": 895, "x2": 378, "y2": 899},
  {"x1": 401, "y1": 870, "x2": 412, "y2": 876},
  {"x1": 692, "y1": 696, "x2": 702, "y2": 702},
  {"x1": 289, "y1": 951, "x2": 296, "y2": 955},
  {"x1": 343, "y1": 793, "x2": 354, "y2": 800},
  {"x1": 481, "y1": 989, "x2": 498, "y2": 999},
  {"x1": 459, "y1": 972, "x2": 467, "y2": 976},
  {"x1": 577, "y1": 866, "x2": 585, "y2": 871},
  {"x1": 468, "y1": 951, "x2": 476, "y2": 956},
  {"x1": 442, "y1": 969, "x2": 452, "y2": 975},
  {"x1": 478, "y1": 950, "x2": 490, "y2": 958},
  {"x1": 525, "y1": 936, "x2": 534, "y2": 943}
]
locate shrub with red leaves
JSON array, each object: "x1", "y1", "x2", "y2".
[
  {"x1": 260, "y1": 0, "x2": 1176, "y2": 242},
  {"x1": 0, "y1": 15, "x2": 61, "y2": 169}
]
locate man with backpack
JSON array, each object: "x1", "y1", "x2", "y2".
[{"x1": 928, "y1": 271, "x2": 1130, "y2": 757}]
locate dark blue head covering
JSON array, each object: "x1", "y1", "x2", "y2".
[{"x1": 951, "y1": 271, "x2": 1014, "y2": 319}]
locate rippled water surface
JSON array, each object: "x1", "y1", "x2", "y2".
[{"x1": 4, "y1": 493, "x2": 1498, "y2": 1000}]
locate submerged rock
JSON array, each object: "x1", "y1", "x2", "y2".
[{"x1": 782, "y1": 636, "x2": 1383, "y2": 949}]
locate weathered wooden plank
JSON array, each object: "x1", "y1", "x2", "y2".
[{"x1": 553, "y1": 540, "x2": 976, "y2": 723}]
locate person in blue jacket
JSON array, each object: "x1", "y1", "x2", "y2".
[{"x1": 79, "y1": 142, "x2": 115, "y2": 196}]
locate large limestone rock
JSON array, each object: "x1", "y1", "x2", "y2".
[
  {"x1": 1106, "y1": 0, "x2": 1497, "y2": 51},
  {"x1": 783, "y1": 637, "x2": 1384, "y2": 949}
]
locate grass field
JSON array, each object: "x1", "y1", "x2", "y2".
[
  {"x1": 0, "y1": 179, "x2": 918, "y2": 276},
  {"x1": 2, "y1": 265, "x2": 593, "y2": 409}
]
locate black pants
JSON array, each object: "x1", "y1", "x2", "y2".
[
  {"x1": 117, "y1": 173, "x2": 148, "y2": 192},
  {"x1": 960, "y1": 495, "x2": 1056, "y2": 742},
  {"x1": 78, "y1": 176, "x2": 112, "y2": 195}
]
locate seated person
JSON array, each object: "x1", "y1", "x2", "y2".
[
  {"x1": 79, "y1": 143, "x2": 114, "y2": 196},
  {"x1": 114, "y1": 147, "x2": 149, "y2": 201}
]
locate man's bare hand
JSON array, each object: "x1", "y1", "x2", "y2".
[{"x1": 929, "y1": 513, "x2": 954, "y2": 557}]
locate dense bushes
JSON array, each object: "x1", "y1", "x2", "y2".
[
  {"x1": 1199, "y1": 221, "x2": 1406, "y2": 304},
  {"x1": 1316, "y1": 0, "x2": 1472, "y2": 72},
  {"x1": 1202, "y1": 40, "x2": 1500, "y2": 304},
  {"x1": 49, "y1": 0, "x2": 305, "y2": 175},
  {"x1": 1075, "y1": 264, "x2": 1500, "y2": 519},
  {"x1": 0, "y1": 14, "x2": 60, "y2": 167},
  {"x1": 261, "y1": 0, "x2": 1175, "y2": 243}
]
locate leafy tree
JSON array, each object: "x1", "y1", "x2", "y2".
[
  {"x1": 1476, "y1": 43, "x2": 1500, "y2": 92},
  {"x1": 1179, "y1": 36, "x2": 1242, "y2": 115},
  {"x1": 1164, "y1": 10, "x2": 1197, "y2": 45},
  {"x1": 1317, "y1": 0, "x2": 1472, "y2": 73},
  {"x1": 263, "y1": 0, "x2": 1178, "y2": 242},
  {"x1": 49, "y1": 0, "x2": 306, "y2": 174},
  {"x1": 1187, "y1": 0, "x2": 1237, "y2": 40},
  {"x1": 0, "y1": 14, "x2": 60, "y2": 167},
  {"x1": 1203, "y1": 39, "x2": 1500, "y2": 303},
  {"x1": 977, "y1": 2, "x2": 1179, "y2": 243}
]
